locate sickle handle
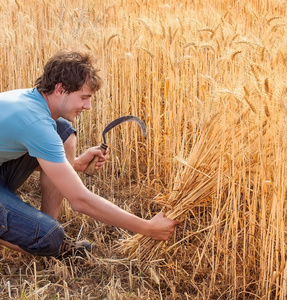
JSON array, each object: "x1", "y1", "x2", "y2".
[{"x1": 84, "y1": 143, "x2": 108, "y2": 176}]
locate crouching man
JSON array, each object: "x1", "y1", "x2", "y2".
[{"x1": 0, "y1": 50, "x2": 178, "y2": 257}]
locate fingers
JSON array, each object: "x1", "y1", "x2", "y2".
[
  {"x1": 90, "y1": 147, "x2": 109, "y2": 158},
  {"x1": 90, "y1": 147, "x2": 105, "y2": 158},
  {"x1": 158, "y1": 211, "x2": 180, "y2": 225},
  {"x1": 89, "y1": 147, "x2": 109, "y2": 169},
  {"x1": 149, "y1": 211, "x2": 180, "y2": 241}
]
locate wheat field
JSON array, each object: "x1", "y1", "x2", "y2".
[{"x1": 1, "y1": 0, "x2": 287, "y2": 299}]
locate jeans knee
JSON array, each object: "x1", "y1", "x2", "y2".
[
  {"x1": 45, "y1": 223, "x2": 65, "y2": 256},
  {"x1": 0, "y1": 188, "x2": 65, "y2": 257},
  {"x1": 24, "y1": 223, "x2": 65, "y2": 257}
]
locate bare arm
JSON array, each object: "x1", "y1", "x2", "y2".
[{"x1": 37, "y1": 158, "x2": 178, "y2": 240}]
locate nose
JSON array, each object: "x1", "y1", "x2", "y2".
[{"x1": 83, "y1": 98, "x2": 91, "y2": 110}]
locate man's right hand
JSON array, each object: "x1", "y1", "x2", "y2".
[{"x1": 74, "y1": 146, "x2": 109, "y2": 172}]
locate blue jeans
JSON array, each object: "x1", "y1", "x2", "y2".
[{"x1": 0, "y1": 118, "x2": 76, "y2": 256}]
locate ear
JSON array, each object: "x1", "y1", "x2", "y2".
[{"x1": 54, "y1": 83, "x2": 65, "y2": 96}]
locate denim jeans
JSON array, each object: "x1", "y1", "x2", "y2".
[{"x1": 0, "y1": 118, "x2": 76, "y2": 256}]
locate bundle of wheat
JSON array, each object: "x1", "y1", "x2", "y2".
[{"x1": 117, "y1": 112, "x2": 254, "y2": 264}]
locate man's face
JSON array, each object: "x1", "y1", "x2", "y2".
[{"x1": 59, "y1": 84, "x2": 94, "y2": 122}]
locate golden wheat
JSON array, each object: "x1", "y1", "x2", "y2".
[{"x1": 1, "y1": 0, "x2": 287, "y2": 299}]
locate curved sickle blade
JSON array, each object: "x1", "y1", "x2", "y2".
[{"x1": 102, "y1": 115, "x2": 147, "y2": 144}]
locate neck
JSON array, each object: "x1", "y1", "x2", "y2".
[{"x1": 41, "y1": 92, "x2": 58, "y2": 120}]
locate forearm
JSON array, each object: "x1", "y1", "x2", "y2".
[
  {"x1": 76, "y1": 190, "x2": 151, "y2": 236},
  {"x1": 37, "y1": 159, "x2": 178, "y2": 240},
  {"x1": 38, "y1": 158, "x2": 147, "y2": 233}
]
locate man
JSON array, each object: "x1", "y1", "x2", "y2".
[{"x1": 0, "y1": 50, "x2": 178, "y2": 257}]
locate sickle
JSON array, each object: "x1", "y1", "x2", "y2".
[{"x1": 84, "y1": 115, "x2": 147, "y2": 176}]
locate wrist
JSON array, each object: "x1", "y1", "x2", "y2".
[
  {"x1": 73, "y1": 157, "x2": 81, "y2": 172},
  {"x1": 138, "y1": 219, "x2": 152, "y2": 237}
]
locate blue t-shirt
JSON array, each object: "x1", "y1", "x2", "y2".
[{"x1": 0, "y1": 88, "x2": 66, "y2": 166}]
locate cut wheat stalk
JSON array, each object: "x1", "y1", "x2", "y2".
[{"x1": 117, "y1": 113, "x2": 246, "y2": 264}]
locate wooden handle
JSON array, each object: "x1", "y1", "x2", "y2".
[{"x1": 84, "y1": 145, "x2": 107, "y2": 176}]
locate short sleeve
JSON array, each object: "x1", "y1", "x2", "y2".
[{"x1": 19, "y1": 118, "x2": 66, "y2": 163}]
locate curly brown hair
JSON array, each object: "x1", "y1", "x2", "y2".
[{"x1": 35, "y1": 50, "x2": 102, "y2": 95}]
